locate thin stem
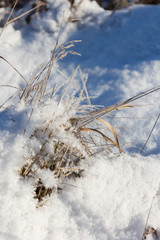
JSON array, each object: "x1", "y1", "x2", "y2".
[{"x1": 140, "y1": 113, "x2": 160, "y2": 154}]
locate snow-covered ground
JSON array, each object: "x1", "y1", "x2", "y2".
[{"x1": 1, "y1": 0, "x2": 160, "y2": 239}]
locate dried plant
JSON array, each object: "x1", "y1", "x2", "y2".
[
  {"x1": 1, "y1": 25, "x2": 160, "y2": 203},
  {"x1": 1, "y1": 37, "x2": 160, "y2": 204},
  {"x1": 15, "y1": 38, "x2": 128, "y2": 204},
  {"x1": 0, "y1": 0, "x2": 46, "y2": 36},
  {"x1": 142, "y1": 197, "x2": 159, "y2": 240},
  {"x1": 142, "y1": 226, "x2": 158, "y2": 240}
]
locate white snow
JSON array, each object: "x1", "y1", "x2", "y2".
[{"x1": 0, "y1": 1, "x2": 160, "y2": 239}]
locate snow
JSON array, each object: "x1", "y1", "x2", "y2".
[{"x1": 0, "y1": 1, "x2": 160, "y2": 239}]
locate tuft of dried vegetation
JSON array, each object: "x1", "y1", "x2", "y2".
[
  {"x1": 13, "y1": 38, "x2": 130, "y2": 204},
  {"x1": 2, "y1": 35, "x2": 160, "y2": 204}
]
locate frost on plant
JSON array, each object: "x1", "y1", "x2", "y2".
[
  {"x1": 2, "y1": 40, "x2": 123, "y2": 205},
  {"x1": 19, "y1": 98, "x2": 86, "y2": 203}
]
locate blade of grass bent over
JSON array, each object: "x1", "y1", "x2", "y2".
[
  {"x1": 97, "y1": 118, "x2": 121, "y2": 152},
  {"x1": 79, "y1": 127, "x2": 123, "y2": 153}
]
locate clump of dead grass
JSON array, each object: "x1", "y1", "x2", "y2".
[
  {"x1": 2, "y1": 36, "x2": 160, "y2": 205},
  {"x1": 1, "y1": 28, "x2": 160, "y2": 205},
  {"x1": 11, "y1": 38, "x2": 129, "y2": 205}
]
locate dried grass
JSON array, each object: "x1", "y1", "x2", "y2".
[
  {"x1": 19, "y1": 40, "x2": 81, "y2": 107},
  {"x1": 13, "y1": 37, "x2": 128, "y2": 203},
  {"x1": 1, "y1": 12, "x2": 160, "y2": 202},
  {"x1": 1, "y1": 37, "x2": 160, "y2": 203},
  {"x1": 0, "y1": 0, "x2": 46, "y2": 36},
  {"x1": 142, "y1": 196, "x2": 159, "y2": 240}
]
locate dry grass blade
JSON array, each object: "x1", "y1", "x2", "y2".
[
  {"x1": 80, "y1": 104, "x2": 133, "y2": 126},
  {"x1": 7, "y1": 2, "x2": 46, "y2": 25},
  {"x1": 0, "y1": 56, "x2": 27, "y2": 82},
  {"x1": 79, "y1": 127, "x2": 123, "y2": 153},
  {"x1": 0, "y1": 84, "x2": 21, "y2": 90},
  {"x1": 56, "y1": 146, "x2": 69, "y2": 177},
  {"x1": 78, "y1": 83, "x2": 160, "y2": 127},
  {"x1": 141, "y1": 197, "x2": 158, "y2": 240},
  {"x1": 73, "y1": 68, "x2": 90, "y2": 112},
  {"x1": 20, "y1": 41, "x2": 81, "y2": 107},
  {"x1": 122, "y1": 84, "x2": 160, "y2": 105},
  {"x1": 58, "y1": 65, "x2": 80, "y2": 105},
  {"x1": 0, "y1": 91, "x2": 19, "y2": 110},
  {"x1": 0, "y1": 0, "x2": 46, "y2": 37},
  {"x1": 0, "y1": 0, "x2": 19, "y2": 37},
  {"x1": 140, "y1": 112, "x2": 160, "y2": 154},
  {"x1": 97, "y1": 118, "x2": 121, "y2": 152},
  {"x1": 116, "y1": 105, "x2": 133, "y2": 110},
  {"x1": 79, "y1": 67, "x2": 91, "y2": 105}
]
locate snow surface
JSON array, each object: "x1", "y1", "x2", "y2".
[{"x1": 0, "y1": 0, "x2": 160, "y2": 239}]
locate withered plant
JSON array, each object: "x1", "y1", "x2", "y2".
[
  {"x1": 15, "y1": 38, "x2": 129, "y2": 205},
  {"x1": 1, "y1": 26, "x2": 160, "y2": 205}
]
